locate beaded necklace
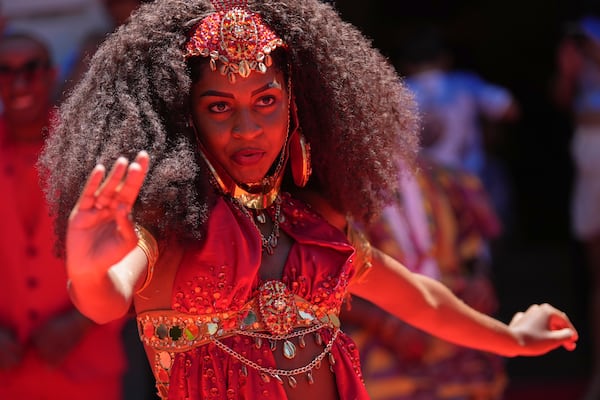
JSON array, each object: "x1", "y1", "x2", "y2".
[{"x1": 232, "y1": 195, "x2": 283, "y2": 254}]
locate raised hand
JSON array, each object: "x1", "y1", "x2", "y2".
[
  {"x1": 508, "y1": 303, "x2": 578, "y2": 356},
  {"x1": 67, "y1": 151, "x2": 150, "y2": 279}
]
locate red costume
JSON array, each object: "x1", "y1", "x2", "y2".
[{"x1": 136, "y1": 193, "x2": 369, "y2": 399}]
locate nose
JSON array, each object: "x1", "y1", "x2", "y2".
[
  {"x1": 12, "y1": 72, "x2": 31, "y2": 89},
  {"x1": 232, "y1": 108, "x2": 261, "y2": 138}
]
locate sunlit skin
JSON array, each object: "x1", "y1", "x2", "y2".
[{"x1": 190, "y1": 64, "x2": 289, "y2": 186}]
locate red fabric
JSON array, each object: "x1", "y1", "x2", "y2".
[
  {"x1": 167, "y1": 193, "x2": 369, "y2": 399},
  {"x1": 0, "y1": 118, "x2": 126, "y2": 399}
]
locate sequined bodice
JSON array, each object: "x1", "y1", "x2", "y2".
[
  {"x1": 172, "y1": 193, "x2": 353, "y2": 317},
  {"x1": 138, "y1": 193, "x2": 369, "y2": 399}
]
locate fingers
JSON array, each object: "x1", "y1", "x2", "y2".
[
  {"x1": 548, "y1": 310, "x2": 579, "y2": 351},
  {"x1": 95, "y1": 157, "x2": 129, "y2": 209},
  {"x1": 75, "y1": 151, "x2": 150, "y2": 215},
  {"x1": 545, "y1": 327, "x2": 578, "y2": 351},
  {"x1": 509, "y1": 311, "x2": 524, "y2": 326},
  {"x1": 74, "y1": 165, "x2": 107, "y2": 212},
  {"x1": 113, "y1": 151, "x2": 150, "y2": 211}
]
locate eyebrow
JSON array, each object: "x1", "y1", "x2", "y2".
[
  {"x1": 198, "y1": 81, "x2": 282, "y2": 99},
  {"x1": 251, "y1": 81, "x2": 281, "y2": 96},
  {"x1": 198, "y1": 90, "x2": 234, "y2": 98}
]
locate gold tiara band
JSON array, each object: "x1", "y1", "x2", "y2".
[{"x1": 185, "y1": 2, "x2": 286, "y2": 83}]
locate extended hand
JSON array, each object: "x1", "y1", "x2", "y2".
[
  {"x1": 508, "y1": 303, "x2": 578, "y2": 356},
  {"x1": 67, "y1": 151, "x2": 150, "y2": 278}
]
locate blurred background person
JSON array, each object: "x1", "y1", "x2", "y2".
[
  {"x1": 342, "y1": 154, "x2": 505, "y2": 399},
  {"x1": 2, "y1": 0, "x2": 111, "y2": 96},
  {"x1": 553, "y1": 14, "x2": 600, "y2": 400},
  {"x1": 0, "y1": 32, "x2": 126, "y2": 400},
  {"x1": 397, "y1": 26, "x2": 520, "y2": 236},
  {"x1": 340, "y1": 23, "x2": 511, "y2": 400},
  {"x1": 3, "y1": 2, "x2": 159, "y2": 398}
]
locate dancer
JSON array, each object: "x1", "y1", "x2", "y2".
[{"x1": 40, "y1": 1, "x2": 577, "y2": 399}]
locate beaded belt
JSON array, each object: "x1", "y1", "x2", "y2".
[
  {"x1": 138, "y1": 281, "x2": 341, "y2": 351},
  {"x1": 137, "y1": 281, "x2": 342, "y2": 398}
]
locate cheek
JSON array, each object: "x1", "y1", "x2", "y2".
[
  {"x1": 33, "y1": 81, "x2": 52, "y2": 97},
  {"x1": 195, "y1": 120, "x2": 228, "y2": 153},
  {"x1": 264, "y1": 106, "x2": 288, "y2": 135}
]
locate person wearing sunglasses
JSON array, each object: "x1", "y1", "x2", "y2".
[{"x1": 0, "y1": 32, "x2": 128, "y2": 400}]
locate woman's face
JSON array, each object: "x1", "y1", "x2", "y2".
[{"x1": 190, "y1": 64, "x2": 289, "y2": 185}]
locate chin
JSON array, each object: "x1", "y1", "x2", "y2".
[{"x1": 231, "y1": 169, "x2": 269, "y2": 185}]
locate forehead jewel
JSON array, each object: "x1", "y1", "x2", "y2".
[{"x1": 185, "y1": 0, "x2": 286, "y2": 83}]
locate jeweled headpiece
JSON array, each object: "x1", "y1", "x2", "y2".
[{"x1": 185, "y1": 0, "x2": 286, "y2": 83}]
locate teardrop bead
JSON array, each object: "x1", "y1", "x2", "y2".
[
  {"x1": 307, "y1": 370, "x2": 314, "y2": 384},
  {"x1": 283, "y1": 340, "x2": 297, "y2": 359},
  {"x1": 298, "y1": 335, "x2": 306, "y2": 349},
  {"x1": 328, "y1": 352, "x2": 336, "y2": 366},
  {"x1": 288, "y1": 375, "x2": 298, "y2": 388},
  {"x1": 314, "y1": 332, "x2": 323, "y2": 346}
]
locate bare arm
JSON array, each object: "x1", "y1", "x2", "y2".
[
  {"x1": 66, "y1": 152, "x2": 150, "y2": 324},
  {"x1": 349, "y1": 248, "x2": 578, "y2": 357}
]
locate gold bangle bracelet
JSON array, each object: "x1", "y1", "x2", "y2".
[
  {"x1": 134, "y1": 225, "x2": 159, "y2": 295},
  {"x1": 346, "y1": 222, "x2": 373, "y2": 283}
]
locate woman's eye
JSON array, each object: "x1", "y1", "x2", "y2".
[
  {"x1": 257, "y1": 95, "x2": 276, "y2": 107},
  {"x1": 208, "y1": 102, "x2": 231, "y2": 113}
]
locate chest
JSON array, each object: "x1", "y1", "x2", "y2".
[{"x1": 170, "y1": 197, "x2": 354, "y2": 315}]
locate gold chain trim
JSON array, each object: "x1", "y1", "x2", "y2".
[
  {"x1": 234, "y1": 323, "x2": 323, "y2": 341},
  {"x1": 211, "y1": 327, "x2": 340, "y2": 380}
]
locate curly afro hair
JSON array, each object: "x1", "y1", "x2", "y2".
[{"x1": 39, "y1": 0, "x2": 419, "y2": 253}]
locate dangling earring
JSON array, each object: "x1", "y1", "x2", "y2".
[{"x1": 288, "y1": 98, "x2": 311, "y2": 187}]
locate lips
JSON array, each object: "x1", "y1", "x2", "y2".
[
  {"x1": 9, "y1": 94, "x2": 35, "y2": 110},
  {"x1": 231, "y1": 148, "x2": 266, "y2": 166}
]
